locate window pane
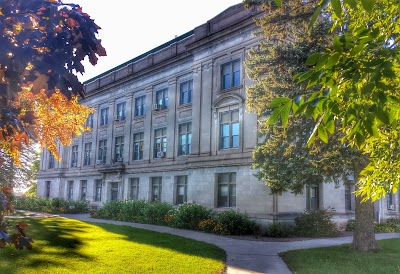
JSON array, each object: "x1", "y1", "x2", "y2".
[
  {"x1": 221, "y1": 112, "x2": 229, "y2": 123},
  {"x1": 231, "y1": 110, "x2": 239, "y2": 121},
  {"x1": 223, "y1": 75, "x2": 231, "y2": 89},
  {"x1": 218, "y1": 185, "x2": 229, "y2": 207},
  {"x1": 229, "y1": 184, "x2": 236, "y2": 207}
]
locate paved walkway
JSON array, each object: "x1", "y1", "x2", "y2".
[{"x1": 60, "y1": 213, "x2": 400, "y2": 274}]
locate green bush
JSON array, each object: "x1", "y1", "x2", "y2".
[
  {"x1": 93, "y1": 200, "x2": 124, "y2": 220},
  {"x1": 170, "y1": 203, "x2": 212, "y2": 230},
  {"x1": 14, "y1": 197, "x2": 89, "y2": 214},
  {"x1": 119, "y1": 199, "x2": 147, "y2": 222},
  {"x1": 294, "y1": 208, "x2": 340, "y2": 237},
  {"x1": 214, "y1": 210, "x2": 259, "y2": 235},
  {"x1": 264, "y1": 222, "x2": 294, "y2": 238},
  {"x1": 138, "y1": 201, "x2": 173, "y2": 225},
  {"x1": 346, "y1": 219, "x2": 355, "y2": 231}
]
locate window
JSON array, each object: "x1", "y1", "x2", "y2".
[
  {"x1": 116, "y1": 102, "x2": 126, "y2": 120},
  {"x1": 220, "y1": 110, "x2": 239, "y2": 149},
  {"x1": 84, "y1": 142, "x2": 92, "y2": 166},
  {"x1": 45, "y1": 181, "x2": 51, "y2": 198},
  {"x1": 345, "y1": 185, "x2": 352, "y2": 210},
  {"x1": 180, "y1": 80, "x2": 192, "y2": 105},
  {"x1": 95, "y1": 180, "x2": 102, "y2": 202},
  {"x1": 387, "y1": 193, "x2": 395, "y2": 210},
  {"x1": 85, "y1": 113, "x2": 93, "y2": 128},
  {"x1": 71, "y1": 145, "x2": 78, "y2": 167},
  {"x1": 98, "y1": 139, "x2": 107, "y2": 164},
  {"x1": 154, "y1": 128, "x2": 167, "y2": 158},
  {"x1": 155, "y1": 89, "x2": 168, "y2": 110},
  {"x1": 110, "y1": 182, "x2": 119, "y2": 201},
  {"x1": 48, "y1": 151, "x2": 54, "y2": 169},
  {"x1": 133, "y1": 132, "x2": 144, "y2": 160},
  {"x1": 217, "y1": 173, "x2": 236, "y2": 207},
  {"x1": 176, "y1": 176, "x2": 187, "y2": 205},
  {"x1": 307, "y1": 185, "x2": 319, "y2": 210},
  {"x1": 114, "y1": 136, "x2": 124, "y2": 162},
  {"x1": 151, "y1": 177, "x2": 162, "y2": 201},
  {"x1": 100, "y1": 107, "x2": 109, "y2": 126},
  {"x1": 130, "y1": 178, "x2": 139, "y2": 200},
  {"x1": 221, "y1": 59, "x2": 240, "y2": 90},
  {"x1": 135, "y1": 96, "x2": 146, "y2": 117},
  {"x1": 80, "y1": 180, "x2": 87, "y2": 200},
  {"x1": 178, "y1": 123, "x2": 191, "y2": 156},
  {"x1": 68, "y1": 181, "x2": 74, "y2": 200}
]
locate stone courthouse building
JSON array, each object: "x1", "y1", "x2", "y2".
[{"x1": 36, "y1": 4, "x2": 397, "y2": 224}]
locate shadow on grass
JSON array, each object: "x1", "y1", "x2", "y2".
[
  {"x1": 83, "y1": 221, "x2": 226, "y2": 261},
  {"x1": 3, "y1": 218, "x2": 94, "y2": 270}
]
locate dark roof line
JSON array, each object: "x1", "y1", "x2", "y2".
[{"x1": 83, "y1": 30, "x2": 194, "y2": 84}]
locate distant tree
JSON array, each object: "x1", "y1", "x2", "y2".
[
  {"x1": 0, "y1": 0, "x2": 106, "y2": 250},
  {"x1": 245, "y1": 0, "x2": 378, "y2": 251}
]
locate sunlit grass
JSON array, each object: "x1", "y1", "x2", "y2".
[
  {"x1": 280, "y1": 239, "x2": 400, "y2": 274},
  {"x1": 0, "y1": 217, "x2": 225, "y2": 274}
]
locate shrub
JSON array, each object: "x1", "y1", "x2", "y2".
[
  {"x1": 214, "y1": 210, "x2": 258, "y2": 235},
  {"x1": 119, "y1": 199, "x2": 147, "y2": 222},
  {"x1": 170, "y1": 203, "x2": 212, "y2": 230},
  {"x1": 294, "y1": 208, "x2": 340, "y2": 237},
  {"x1": 198, "y1": 218, "x2": 218, "y2": 233},
  {"x1": 346, "y1": 219, "x2": 355, "y2": 231},
  {"x1": 14, "y1": 197, "x2": 89, "y2": 214},
  {"x1": 264, "y1": 222, "x2": 294, "y2": 238},
  {"x1": 138, "y1": 201, "x2": 173, "y2": 225},
  {"x1": 92, "y1": 200, "x2": 124, "y2": 220}
]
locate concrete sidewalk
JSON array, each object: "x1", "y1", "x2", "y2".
[{"x1": 61, "y1": 213, "x2": 400, "y2": 274}]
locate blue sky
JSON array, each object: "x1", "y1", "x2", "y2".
[{"x1": 73, "y1": 0, "x2": 243, "y2": 82}]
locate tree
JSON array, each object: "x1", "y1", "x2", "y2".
[
  {"x1": 244, "y1": 0, "x2": 378, "y2": 251},
  {"x1": 0, "y1": 0, "x2": 106, "y2": 250}
]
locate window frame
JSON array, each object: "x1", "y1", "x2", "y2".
[
  {"x1": 48, "y1": 151, "x2": 54, "y2": 169},
  {"x1": 178, "y1": 123, "x2": 191, "y2": 156},
  {"x1": 98, "y1": 139, "x2": 107, "y2": 164},
  {"x1": 130, "y1": 178, "x2": 140, "y2": 200},
  {"x1": 155, "y1": 89, "x2": 168, "y2": 110},
  {"x1": 133, "y1": 132, "x2": 144, "y2": 161},
  {"x1": 100, "y1": 107, "x2": 109, "y2": 126},
  {"x1": 176, "y1": 176, "x2": 188, "y2": 205},
  {"x1": 135, "y1": 95, "x2": 146, "y2": 117},
  {"x1": 116, "y1": 102, "x2": 126, "y2": 120},
  {"x1": 217, "y1": 173, "x2": 236, "y2": 208},
  {"x1": 151, "y1": 177, "x2": 162, "y2": 201},
  {"x1": 114, "y1": 136, "x2": 124, "y2": 162},
  {"x1": 94, "y1": 180, "x2": 102, "y2": 202},
  {"x1": 67, "y1": 181, "x2": 74, "y2": 200},
  {"x1": 219, "y1": 109, "x2": 240, "y2": 150},
  {"x1": 85, "y1": 113, "x2": 93, "y2": 128},
  {"x1": 154, "y1": 128, "x2": 167, "y2": 158},
  {"x1": 221, "y1": 59, "x2": 241, "y2": 90},
  {"x1": 110, "y1": 182, "x2": 119, "y2": 201},
  {"x1": 80, "y1": 180, "x2": 87, "y2": 200},
  {"x1": 179, "y1": 80, "x2": 193, "y2": 105},
  {"x1": 84, "y1": 142, "x2": 92, "y2": 166},
  {"x1": 71, "y1": 145, "x2": 78, "y2": 167},
  {"x1": 45, "y1": 181, "x2": 51, "y2": 198}
]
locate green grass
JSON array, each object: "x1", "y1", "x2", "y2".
[
  {"x1": 280, "y1": 239, "x2": 400, "y2": 274},
  {"x1": 0, "y1": 217, "x2": 225, "y2": 274}
]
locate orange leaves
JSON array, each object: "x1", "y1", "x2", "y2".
[{"x1": 10, "y1": 132, "x2": 29, "y2": 151}]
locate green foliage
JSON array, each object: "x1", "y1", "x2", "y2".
[
  {"x1": 214, "y1": 210, "x2": 259, "y2": 235},
  {"x1": 264, "y1": 222, "x2": 294, "y2": 237},
  {"x1": 346, "y1": 219, "x2": 356, "y2": 231},
  {"x1": 294, "y1": 208, "x2": 340, "y2": 237},
  {"x1": 138, "y1": 201, "x2": 174, "y2": 226},
  {"x1": 169, "y1": 203, "x2": 212, "y2": 230},
  {"x1": 14, "y1": 197, "x2": 89, "y2": 214}
]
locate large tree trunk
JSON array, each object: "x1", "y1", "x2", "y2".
[{"x1": 352, "y1": 162, "x2": 378, "y2": 251}]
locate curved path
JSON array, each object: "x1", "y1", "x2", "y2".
[{"x1": 60, "y1": 213, "x2": 400, "y2": 274}]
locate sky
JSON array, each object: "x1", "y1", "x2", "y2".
[{"x1": 72, "y1": 0, "x2": 243, "y2": 82}]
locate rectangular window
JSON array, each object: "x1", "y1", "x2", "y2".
[
  {"x1": 80, "y1": 180, "x2": 87, "y2": 200},
  {"x1": 133, "y1": 132, "x2": 144, "y2": 160},
  {"x1": 45, "y1": 181, "x2": 51, "y2": 198},
  {"x1": 48, "y1": 151, "x2": 54, "y2": 169},
  {"x1": 68, "y1": 181, "x2": 74, "y2": 200},
  {"x1": 98, "y1": 139, "x2": 107, "y2": 164},
  {"x1": 176, "y1": 176, "x2": 187, "y2": 205},
  {"x1": 100, "y1": 107, "x2": 109, "y2": 126},
  {"x1": 221, "y1": 59, "x2": 240, "y2": 90},
  {"x1": 114, "y1": 136, "x2": 124, "y2": 162},
  {"x1": 155, "y1": 89, "x2": 168, "y2": 110},
  {"x1": 345, "y1": 185, "x2": 352, "y2": 210},
  {"x1": 217, "y1": 173, "x2": 236, "y2": 207},
  {"x1": 135, "y1": 96, "x2": 146, "y2": 117},
  {"x1": 95, "y1": 180, "x2": 102, "y2": 202},
  {"x1": 180, "y1": 80, "x2": 193, "y2": 105},
  {"x1": 387, "y1": 193, "x2": 395, "y2": 210},
  {"x1": 110, "y1": 182, "x2": 119, "y2": 201},
  {"x1": 85, "y1": 113, "x2": 93, "y2": 128},
  {"x1": 71, "y1": 145, "x2": 78, "y2": 167},
  {"x1": 151, "y1": 177, "x2": 162, "y2": 201},
  {"x1": 130, "y1": 178, "x2": 139, "y2": 200},
  {"x1": 178, "y1": 123, "x2": 191, "y2": 156},
  {"x1": 84, "y1": 142, "x2": 92, "y2": 166},
  {"x1": 307, "y1": 185, "x2": 320, "y2": 210},
  {"x1": 116, "y1": 102, "x2": 126, "y2": 120},
  {"x1": 154, "y1": 128, "x2": 167, "y2": 158},
  {"x1": 220, "y1": 110, "x2": 239, "y2": 149}
]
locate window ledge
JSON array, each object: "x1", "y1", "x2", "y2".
[
  {"x1": 133, "y1": 115, "x2": 145, "y2": 121},
  {"x1": 218, "y1": 85, "x2": 243, "y2": 94},
  {"x1": 177, "y1": 103, "x2": 192, "y2": 110}
]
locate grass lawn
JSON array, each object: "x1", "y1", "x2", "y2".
[
  {"x1": 280, "y1": 238, "x2": 400, "y2": 274},
  {"x1": 1, "y1": 217, "x2": 225, "y2": 274}
]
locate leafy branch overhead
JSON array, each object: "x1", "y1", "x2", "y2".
[{"x1": 0, "y1": 0, "x2": 106, "y2": 162}]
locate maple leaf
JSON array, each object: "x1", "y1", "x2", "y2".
[
  {"x1": 2, "y1": 186, "x2": 12, "y2": 195},
  {"x1": 16, "y1": 222, "x2": 28, "y2": 236}
]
